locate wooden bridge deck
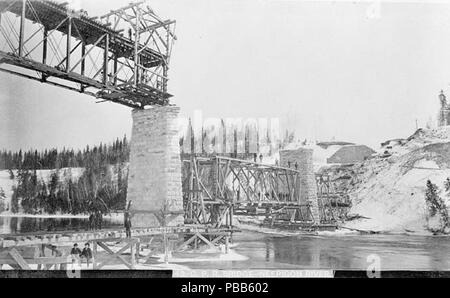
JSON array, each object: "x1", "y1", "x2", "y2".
[{"x1": 0, "y1": 225, "x2": 237, "y2": 249}]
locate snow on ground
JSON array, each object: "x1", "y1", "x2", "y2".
[
  {"x1": 345, "y1": 127, "x2": 450, "y2": 234},
  {"x1": 316, "y1": 229, "x2": 360, "y2": 236},
  {"x1": 282, "y1": 142, "x2": 342, "y2": 164},
  {"x1": 379, "y1": 126, "x2": 450, "y2": 157},
  {"x1": 0, "y1": 168, "x2": 84, "y2": 214},
  {"x1": 0, "y1": 171, "x2": 14, "y2": 212},
  {"x1": 261, "y1": 142, "x2": 343, "y2": 171}
]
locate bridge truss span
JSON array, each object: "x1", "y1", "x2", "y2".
[
  {"x1": 0, "y1": 0, "x2": 176, "y2": 108},
  {"x1": 182, "y1": 155, "x2": 306, "y2": 228}
]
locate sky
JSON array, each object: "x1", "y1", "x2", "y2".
[{"x1": 1, "y1": 0, "x2": 450, "y2": 151}]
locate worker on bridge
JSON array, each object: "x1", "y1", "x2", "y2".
[
  {"x1": 95, "y1": 210, "x2": 103, "y2": 230},
  {"x1": 88, "y1": 212, "x2": 95, "y2": 231},
  {"x1": 124, "y1": 211, "x2": 132, "y2": 238}
]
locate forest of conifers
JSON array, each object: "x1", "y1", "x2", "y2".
[{"x1": 3, "y1": 136, "x2": 129, "y2": 215}]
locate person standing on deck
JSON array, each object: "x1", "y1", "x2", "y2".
[
  {"x1": 124, "y1": 212, "x2": 132, "y2": 238},
  {"x1": 128, "y1": 28, "x2": 132, "y2": 40},
  {"x1": 88, "y1": 213, "x2": 95, "y2": 231},
  {"x1": 96, "y1": 210, "x2": 103, "y2": 230}
]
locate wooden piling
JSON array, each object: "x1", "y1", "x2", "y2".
[
  {"x1": 92, "y1": 241, "x2": 97, "y2": 270},
  {"x1": 135, "y1": 242, "x2": 141, "y2": 262},
  {"x1": 130, "y1": 242, "x2": 136, "y2": 269},
  {"x1": 225, "y1": 236, "x2": 230, "y2": 254}
]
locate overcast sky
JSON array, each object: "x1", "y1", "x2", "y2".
[{"x1": 1, "y1": 0, "x2": 450, "y2": 151}]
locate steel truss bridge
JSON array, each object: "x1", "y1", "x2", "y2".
[{"x1": 0, "y1": 0, "x2": 176, "y2": 108}]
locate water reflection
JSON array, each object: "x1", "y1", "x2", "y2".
[
  {"x1": 1, "y1": 217, "x2": 449, "y2": 271},
  {"x1": 182, "y1": 231, "x2": 450, "y2": 270},
  {"x1": 0, "y1": 216, "x2": 122, "y2": 235},
  {"x1": 272, "y1": 236, "x2": 354, "y2": 269}
]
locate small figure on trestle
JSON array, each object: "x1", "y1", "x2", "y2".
[
  {"x1": 128, "y1": 28, "x2": 133, "y2": 40},
  {"x1": 124, "y1": 200, "x2": 133, "y2": 238},
  {"x1": 124, "y1": 212, "x2": 132, "y2": 238},
  {"x1": 88, "y1": 212, "x2": 95, "y2": 231},
  {"x1": 96, "y1": 210, "x2": 103, "y2": 230},
  {"x1": 80, "y1": 243, "x2": 93, "y2": 268}
]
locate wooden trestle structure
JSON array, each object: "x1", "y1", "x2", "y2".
[
  {"x1": 182, "y1": 155, "x2": 350, "y2": 229},
  {"x1": 0, "y1": 226, "x2": 233, "y2": 270},
  {"x1": 0, "y1": 0, "x2": 176, "y2": 108},
  {"x1": 183, "y1": 156, "x2": 314, "y2": 226},
  {"x1": 316, "y1": 174, "x2": 352, "y2": 223}
]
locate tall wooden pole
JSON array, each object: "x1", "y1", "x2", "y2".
[
  {"x1": 130, "y1": 241, "x2": 136, "y2": 269},
  {"x1": 92, "y1": 241, "x2": 97, "y2": 269}
]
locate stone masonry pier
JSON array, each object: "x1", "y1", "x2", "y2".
[
  {"x1": 127, "y1": 106, "x2": 184, "y2": 227},
  {"x1": 279, "y1": 148, "x2": 321, "y2": 223}
]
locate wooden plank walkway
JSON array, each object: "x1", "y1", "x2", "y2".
[{"x1": 0, "y1": 225, "x2": 237, "y2": 248}]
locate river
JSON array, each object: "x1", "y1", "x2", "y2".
[
  {"x1": 0, "y1": 215, "x2": 122, "y2": 234},
  {"x1": 181, "y1": 231, "x2": 450, "y2": 271},
  {"x1": 1, "y1": 216, "x2": 449, "y2": 270}
]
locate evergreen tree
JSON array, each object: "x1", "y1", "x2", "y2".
[
  {"x1": 0, "y1": 187, "x2": 5, "y2": 212},
  {"x1": 425, "y1": 180, "x2": 440, "y2": 217},
  {"x1": 425, "y1": 180, "x2": 450, "y2": 232},
  {"x1": 6, "y1": 137, "x2": 131, "y2": 215},
  {"x1": 10, "y1": 188, "x2": 19, "y2": 213}
]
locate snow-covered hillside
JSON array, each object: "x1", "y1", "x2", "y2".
[
  {"x1": 0, "y1": 168, "x2": 84, "y2": 214},
  {"x1": 261, "y1": 142, "x2": 347, "y2": 171},
  {"x1": 344, "y1": 127, "x2": 450, "y2": 234}
]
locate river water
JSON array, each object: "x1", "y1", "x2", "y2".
[
  {"x1": 0, "y1": 215, "x2": 122, "y2": 235},
  {"x1": 181, "y1": 231, "x2": 450, "y2": 271},
  {"x1": 1, "y1": 216, "x2": 449, "y2": 270}
]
